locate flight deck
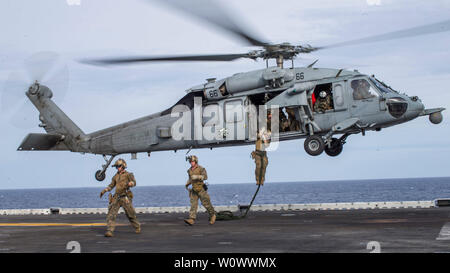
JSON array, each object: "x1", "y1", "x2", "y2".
[{"x1": 0, "y1": 201, "x2": 449, "y2": 253}]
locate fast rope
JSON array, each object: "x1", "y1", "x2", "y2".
[
  {"x1": 216, "y1": 149, "x2": 265, "y2": 221},
  {"x1": 216, "y1": 184, "x2": 261, "y2": 221}
]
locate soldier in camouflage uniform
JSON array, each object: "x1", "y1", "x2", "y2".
[
  {"x1": 279, "y1": 108, "x2": 289, "y2": 132},
  {"x1": 285, "y1": 107, "x2": 300, "y2": 131},
  {"x1": 250, "y1": 110, "x2": 271, "y2": 185},
  {"x1": 100, "y1": 158, "x2": 141, "y2": 237},
  {"x1": 184, "y1": 155, "x2": 216, "y2": 226},
  {"x1": 314, "y1": 90, "x2": 333, "y2": 113},
  {"x1": 251, "y1": 127, "x2": 270, "y2": 186}
]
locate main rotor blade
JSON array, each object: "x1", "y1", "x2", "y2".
[
  {"x1": 149, "y1": 0, "x2": 268, "y2": 47},
  {"x1": 322, "y1": 19, "x2": 450, "y2": 49},
  {"x1": 83, "y1": 53, "x2": 250, "y2": 65}
]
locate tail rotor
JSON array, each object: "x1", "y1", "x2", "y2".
[{"x1": 1, "y1": 51, "x2": 69, "y2": 129}]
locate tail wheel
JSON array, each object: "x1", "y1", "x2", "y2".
[
  {"x1": 95, "y1": 170, "x2": 106, "y2": 182},
  {"x1": 304, "y1": 135, "x2": 325, "y2": 156},
  {"x1": 325, "y1": 138, "x2": 343, "y2": 157}
]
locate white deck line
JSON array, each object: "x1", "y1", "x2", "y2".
[
  {"x1": 436, "y1": 222, "x2": 450, "y2": 240},
  {"x1": 0, "y1": 200, "x2": 436, "y2": 216}
]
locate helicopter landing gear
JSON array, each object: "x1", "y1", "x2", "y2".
[
  {"x1": 95, "y1": 155, "x2": 116, "y2": 182},
  {"x1": 323, "y1": 133, "x2": 351, "y2": 157},
  {"x1": 324, "y1": 138, "x2": 343, "y2": 157},
  {"x1": 95, "y1": 170, "x2": 106, "y2": 182},
  {"x1": 304, "y1": 135, "x2": 325, "y2": 156}
]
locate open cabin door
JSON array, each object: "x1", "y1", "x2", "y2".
[{"x1": 265, "y1": 82, "x2": 316, "y2": 134}]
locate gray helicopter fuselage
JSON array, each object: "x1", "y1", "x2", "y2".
[{"x1": 79, "y1": 66, "x2": 438, "y2": 156}]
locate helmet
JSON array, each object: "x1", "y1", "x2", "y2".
[
  {"x1": 319, "y1": 91, "x2": 327, "y2": 98},
  {"x1": 361, "y1": 80, "x2": 370, "y2": 88},
  {"x1": 186, "y1": 155, "x2": 198, "y2": 163},
  {"x1": 112, "y1": 158, "x2": 127, "y2": 169}
]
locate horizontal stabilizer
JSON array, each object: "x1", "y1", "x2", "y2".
[{"x1": 17, "y1": 133, "x2": 66, "y2": 151}]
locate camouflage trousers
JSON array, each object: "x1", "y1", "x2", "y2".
[
  {"x1": 253, "y1": 151, "x2": 268, "y2": 185},
  {"x1": 106, "y1": 195, "x2": 140, "y2": 233},
  {"x1": 189, "y1": 189, "x2": 215, "y2": 220},
  {"x1": 289, "y1": 119, "x2": 300, "y2": 131}
]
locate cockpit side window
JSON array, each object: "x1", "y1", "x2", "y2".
[{"x1": 351, "y1": 79, "x2": 378, "y2": 100}]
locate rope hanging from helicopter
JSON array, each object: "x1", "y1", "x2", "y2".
[{"x1": 216, "y1": 184, "x2": 261, "y2": 221}]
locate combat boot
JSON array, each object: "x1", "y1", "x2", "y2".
[
  {"x1": 105, "y1": 231, "x2": 113, "y2": 237},
  {"x1": 135, "y1": 227, "x2": 141, "y2": 234},
  {"x1": 209, "y1": 214, "x2": 216, "y2": 225},
  {"x1": 184, "y1": 218, "x2": 195, "y2": 226}
]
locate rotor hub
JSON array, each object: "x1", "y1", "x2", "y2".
[
  {"x1": 28, "y1": 81, "x2": 40, "y2": 95},
  {"x1": 81, "y1": 1, "x2": 450, "y2": 68}
]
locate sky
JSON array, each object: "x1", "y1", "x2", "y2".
[{"x1": 0, "y1": 0, "x2": 450, "y2": 189}]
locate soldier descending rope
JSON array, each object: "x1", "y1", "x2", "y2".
[{"x1": 251, "y1": 111, "x2": 271, "y2": 186}]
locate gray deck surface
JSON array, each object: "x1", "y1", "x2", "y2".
[{"x1": 0, "y1": 208, "x2": 449, "y2": 253}]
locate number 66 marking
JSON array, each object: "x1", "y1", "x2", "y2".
[{"x1": 366, "y1": 241, "x2": 381, "y2": 253}]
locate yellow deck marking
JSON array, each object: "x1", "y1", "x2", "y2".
[{"x1": 0, "y1": 223, "x2": 107, "y2": 227}]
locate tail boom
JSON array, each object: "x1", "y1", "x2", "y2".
[{"x1": 19, "y1": 82, "x2": 88, "y2": 152}]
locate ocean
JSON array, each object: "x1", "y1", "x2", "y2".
[{"x1": 0, "y1": 177, "x2": 449, "y2": 210}]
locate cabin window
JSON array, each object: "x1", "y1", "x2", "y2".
[
  {"x1": 313, "y1": 83, "x2": 334, "y2": 112},
  {"x1": 333, "y1": 84, "x2": 344, "y2": 107},
  {"x1": 351, "y1": 79, "x2": 378, "y2": 100}
]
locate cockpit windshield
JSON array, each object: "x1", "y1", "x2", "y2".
[{"x1": 370, "y1": 77, "x2": 398, "y2": 94}]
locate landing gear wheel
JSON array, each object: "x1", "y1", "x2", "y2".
[
  {"x1": 304, "y1": 135, "x2": 325, "y2": 156},
  {"x1": 95, "y1": 170, "x2": 106, "y2": 182},
  {"x1": 94, "y1": 155, "x2": 116, "y2": 182},
  {"x1": 325, "y1": 138, "x2": 343, "y2": 157}
]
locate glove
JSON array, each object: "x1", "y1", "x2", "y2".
[{"x1": 100, "y1": 189, "x2": 107, "y2": 198}]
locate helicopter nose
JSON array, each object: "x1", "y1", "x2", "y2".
[
  {"x1": 411, "y1": 97, "x2": 424, "y2": 112},
  {"x1": 405, "y1": 97, "x2": 425, "y2": 119}
]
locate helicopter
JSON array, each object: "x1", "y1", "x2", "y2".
[{"x1": 17, "y1": 0, "x2": 447, "y2": 182}]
